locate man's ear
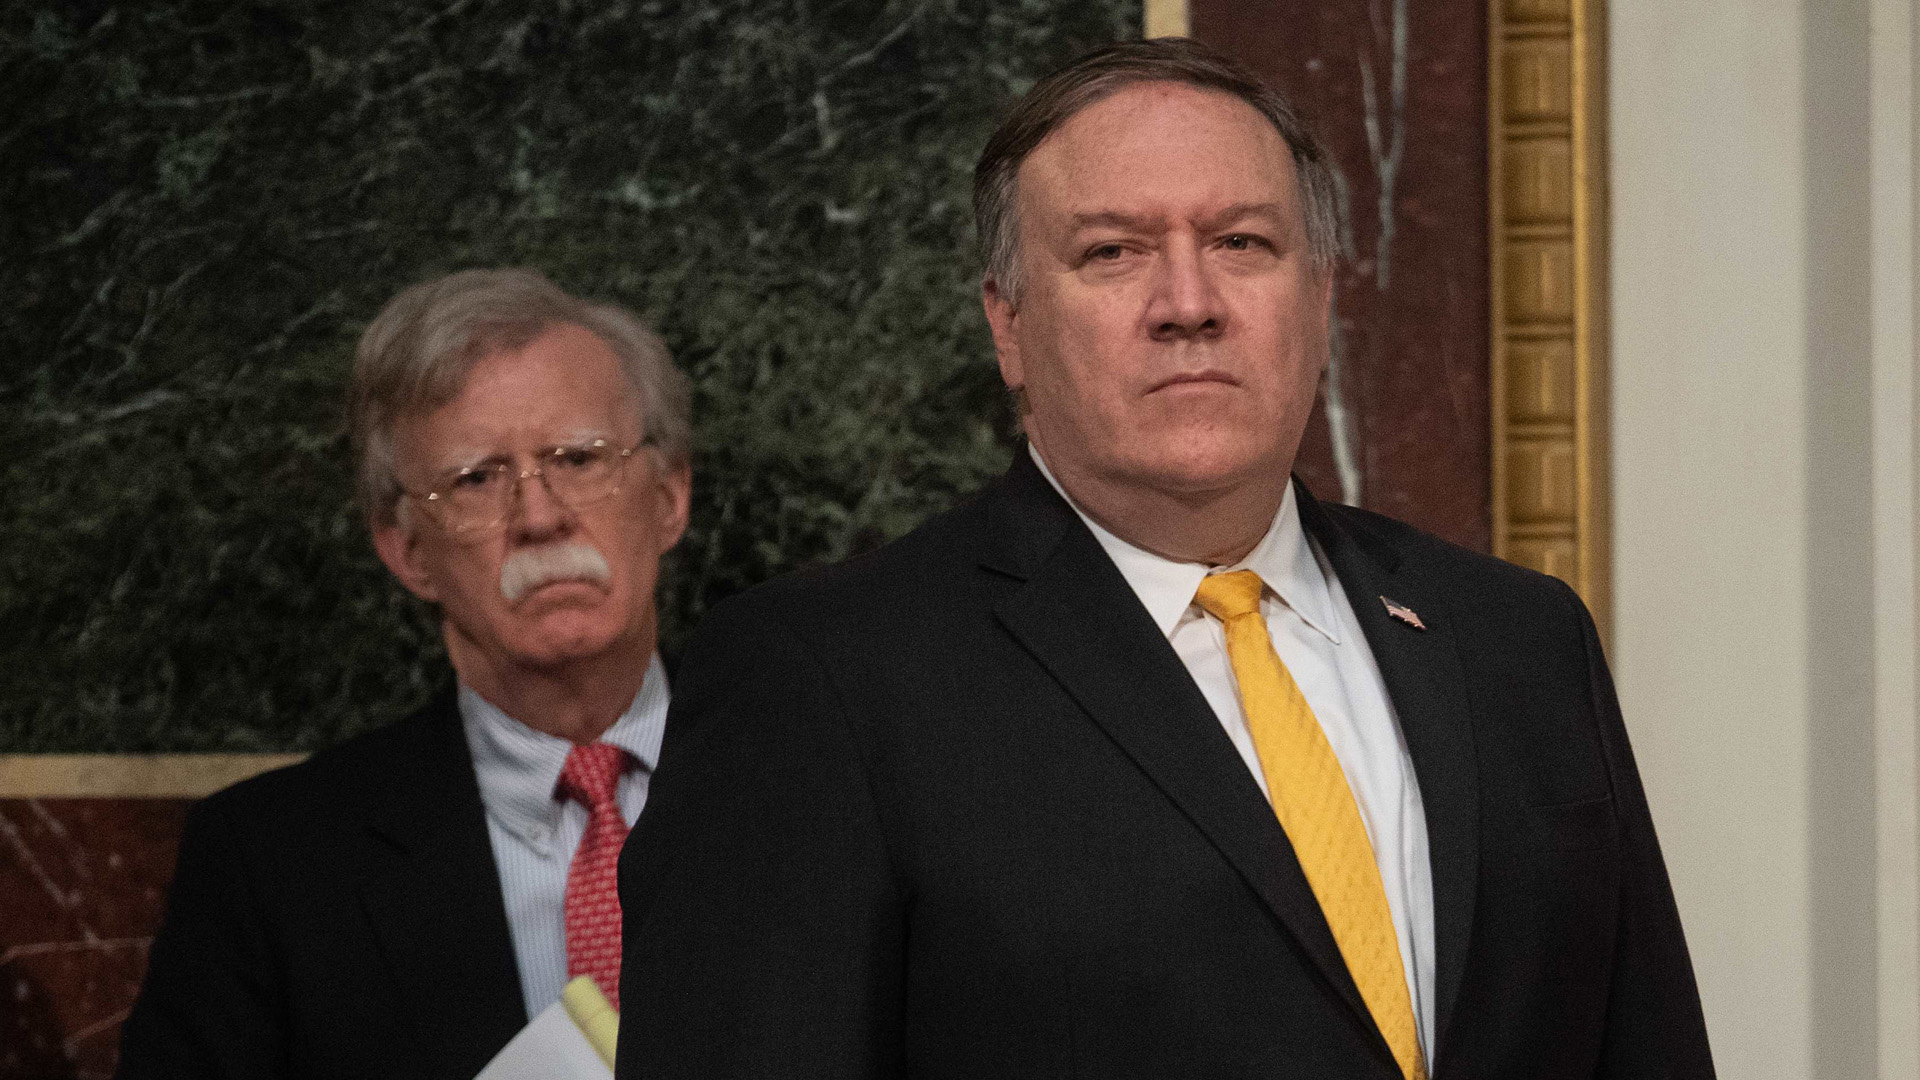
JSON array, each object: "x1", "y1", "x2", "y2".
[
  {"x1": 982, "y1": 277, "x2": 1025, "y2": 392},
  {"x1": 648, "y1": 458, "x2": 694, "y2": 555},
  {"x1": 372, "y1": 516, "x2": 441, "y2": 604}
]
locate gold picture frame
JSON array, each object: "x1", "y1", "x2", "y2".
[{"x1": 1489, "y1": 0, "x2": 1611, "y2": 639}]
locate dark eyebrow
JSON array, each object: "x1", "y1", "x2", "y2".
[
  {"x1": 1200, "y1": 201, "x2": 1292, "y2": 230},
  {"x1": 1067, "y1": 210, "x2": 1161, "y2": 233},
  {"x1": 1066, "y1": 202, "x2": 1293, "y2": 234}
]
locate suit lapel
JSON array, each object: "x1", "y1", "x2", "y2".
[
  {"x1": 357, "y1": 692, "x2": 528, "y2": 1080},
  {"x1": 983, "y1": 455, "x2": 1383, "y2": 1050},
  {"x1": 1296, "y1": 485, "x2": 1482, "y2": 1062}
]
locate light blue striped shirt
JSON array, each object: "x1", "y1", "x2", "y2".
[{"x1": 458, "y1": 654, "x2": 669, "y2": 1020}]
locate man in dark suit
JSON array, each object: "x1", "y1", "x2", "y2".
[
  {"x1": 616, "y1": 38, "x2": 1713, "y2": 1080},
  {"x1": 117, "y1": 268, "x2": 693, "y2": 1079}
]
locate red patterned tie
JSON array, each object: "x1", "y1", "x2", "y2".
[{"x1": 557, "y1": 742, "x2": 634, "y2": 1008}]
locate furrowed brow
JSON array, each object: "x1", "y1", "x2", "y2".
[
  {"x1": 547, "y1": 427, "x2": 616, "y2": 450},
  {"x1": 1067, "y1": 210, "x2": 1162, "y2": 233}
]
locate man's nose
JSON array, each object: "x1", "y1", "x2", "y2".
[
  {"x1": 1146, "y1": 242, "x2": 1226, "y2": 341},
  {"x1": 508, "y1": 467, "x2": 574, "y2": 538}
]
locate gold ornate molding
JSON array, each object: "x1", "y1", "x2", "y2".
[
  {"x1": 0, "y1": 754, "x2": 304, "y2": 798},
  {"x1": 1490, "y1": 0, "x2": 1611, "y2": 639},
  {"x1": 1144, "y1": 0, "x2": 1189, "y2": 39}
]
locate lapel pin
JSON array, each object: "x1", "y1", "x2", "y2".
[{"x1": 1381, "y1": 596, "x2": 1426, "y2": 631}]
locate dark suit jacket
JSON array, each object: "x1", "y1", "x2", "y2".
[
  {"x1": 616, "y1": 452, "x2": 1714, "y2": 1079},
  {"x1": 117, "y1": 689, "x2": 528, "y2": 1080}
]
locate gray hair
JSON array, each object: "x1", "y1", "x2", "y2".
[
  {"x1": 972, "y1": 37, "x2": 1339, "y2": 307},
  {"x1": 348, "y1": 268, "x2": 691, "y2": 526}
]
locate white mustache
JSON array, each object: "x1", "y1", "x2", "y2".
[{"x1": 499, "y1": 542, "x2": 613, "y2": 603}]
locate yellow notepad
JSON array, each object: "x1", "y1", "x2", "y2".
[{"x1": 561, "y1": 976, "x2": 620, "y2": 1070}]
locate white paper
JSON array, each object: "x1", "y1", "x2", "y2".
[{"x1": 474, "y1": 999, "x2": 614, "y2": 1080}]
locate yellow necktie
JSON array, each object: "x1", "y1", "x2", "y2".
[{"x1": 1193, "y1": 571, "x2": 1426, "y2": 1080}]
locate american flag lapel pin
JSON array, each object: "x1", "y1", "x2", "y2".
[{"x1": 1381, "y1": 596, "x2": 1426, "y2": 631}]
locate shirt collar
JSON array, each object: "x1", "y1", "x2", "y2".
[
  {"x1": 1028, "y1": 444, "x2": 1343, "y2": 644},
  {"x1": 459, "y1": 652, "x2": 670, "y2": 846}
]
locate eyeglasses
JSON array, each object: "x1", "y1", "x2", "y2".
[{"x1": 403, "y1": 438, "x2": 650, "y2": 539}]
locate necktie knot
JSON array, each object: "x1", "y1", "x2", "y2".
[
  {"x1": 1193, "y1": 569, "x2": 1267, "y2": 622},
  {"x1": 557, "y1": 742, "x2": 631, "y2": 811}
]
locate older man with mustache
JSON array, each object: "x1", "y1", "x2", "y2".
[{"x1": 118, "y1": 269, "x2": 692, "y2": 1080}]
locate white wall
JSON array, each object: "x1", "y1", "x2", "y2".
[{"x1": 1611, "y1": 2, "x2": 1919, "y2": 1077}]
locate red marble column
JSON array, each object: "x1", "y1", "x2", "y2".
[
  {"x1": 0, "y1": 799, "x2": 187, "y2": 1080},
  {"x1": 1192, "y1": 0, "x2": 1492, "y2": 550}
]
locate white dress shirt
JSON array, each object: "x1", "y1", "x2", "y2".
[
  {"x1": 1032, "y1": 447, "x2": 1435, "y2": 1057},
  {"x1": 459, "y1": 653, "x2": 669, "y2": 1019}
]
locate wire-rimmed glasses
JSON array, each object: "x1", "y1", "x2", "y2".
[{"x1": 403, "y1": 437, "x2": 649, "y2": 540}]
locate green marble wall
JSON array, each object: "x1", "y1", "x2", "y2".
[{"x1": 1, "y1": 1, "x2": 1140, "y2": 751}]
